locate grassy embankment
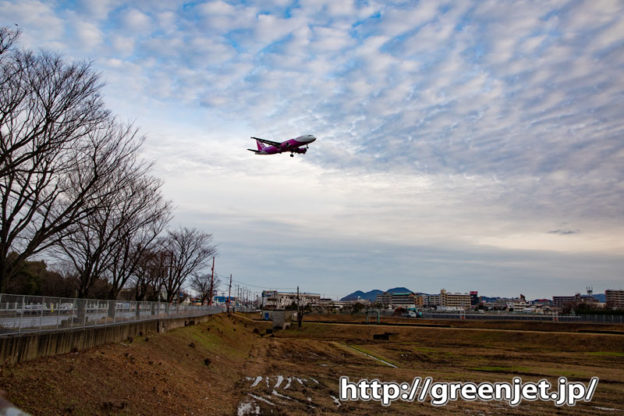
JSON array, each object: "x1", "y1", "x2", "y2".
[{"x1": 1, "y1": 313, "x2": 623, "y2": 415}]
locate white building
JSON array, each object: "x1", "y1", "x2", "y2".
[
  {"x1": 261, "y1": 290, "x2": 321, "y2": 309},
  {"x1": 423, "y1": 290, "x2": 471, "y2": 310}
]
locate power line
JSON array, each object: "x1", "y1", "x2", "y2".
[{"x1": 231, "y1": 279, "x2": 297, "y2": 291}]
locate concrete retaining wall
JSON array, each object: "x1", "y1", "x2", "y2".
[{"x1": 0, "y1": 315, "x2": 213, "y2": 364}]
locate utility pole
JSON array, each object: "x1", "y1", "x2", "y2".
[
  {"x1": 297, "y1": 286, "x2": 303, "y2": 328},
  {"x1": 208, "y1": 257, "x2": 215, "y2": 306},
  {"x1": 227, "y1": 274, "x2": 232, "y2": 315}
]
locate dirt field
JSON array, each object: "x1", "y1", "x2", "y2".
[{"x1": 1, "y1": 313, "x2": 623, "y2": 415}]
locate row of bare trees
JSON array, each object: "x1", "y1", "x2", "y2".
[
  {"x1": 130, "y1": 229, "x2": 218, "y2": 303},
  {"x1": 0, "y1": 27, "x2": 217, "y2": 302}
]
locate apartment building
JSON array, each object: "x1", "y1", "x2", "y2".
[
  {"x1": 606, "y1": 290, "x2": 624, "y2": 309},
  {"x1": 440, "y1": 289, "x2": 471, "y2": 310},
  {"x1": 376, "y1": 291, "x2": 417, "y2": 308}
]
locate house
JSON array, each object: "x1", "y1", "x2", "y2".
[{"x1": 261, "y1": 290, "x2": 320, "y2": 309}]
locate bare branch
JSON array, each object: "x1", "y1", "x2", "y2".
[
  {"x1": 0, "y1": 30, "x2": 127, "y2": 291},
  {"x1": 0, "y1": 26, "x2": 19, "y2": 56},
  {"x1": 54, "y1": 122, "x2": 172, "y2": 298},
  {"x1": 191, "y1": 272, "x2": 220, "y2": 305},
  {"x1": 160, "y1": 228, "x2": 217, "y2": 303}
]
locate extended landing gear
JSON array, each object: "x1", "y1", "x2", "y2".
[{"x1": 290, "y1": 153, "x2": 294, "y2": 157}]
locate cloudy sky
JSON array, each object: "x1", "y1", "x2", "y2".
[{"x1": 3, "y1": 0, "x2": 623, "y2": 299}]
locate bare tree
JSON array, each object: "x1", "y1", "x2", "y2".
[
  {"x1": 0, "y1": 28, "x2": 113, "y2": 291},
  {"x1": 50, "y1": 121, "x2": 155, "y2": 297},
  {"x1": 105, "y1": 174, "x2": 171, "y2": 301},
  {"x1": 160, "y1": 228, "x2": 216, "y2": 303},
  {"x1": 191, "y1": 272, "x2": 220, "y2": 305},
  {"x1": 133, "y1": 249, "x2": 167, "y2": 301},
  {"x1": 58, "y1": 170, "x2": 172, "y2": 301},
  {"x1": 0, "y1": 26, "x2": 20, "y2": 57}
]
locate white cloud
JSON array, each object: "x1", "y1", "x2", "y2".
[
  {"x1": 110, "y1": 34, "x2": 134, "y2": 56},
  {"x1": 73, "y1": 20, "x2": 102, "y2": 49},
  {"x1": 378, "y1": 0, "x2": 440, "y2": 37},
  {"x1": 121, "y1": 8, "x2": 151, "y2": 33},
  {"x1": 155, "y1": 11, "x2": 178, "y2": 34},
  {"x1": 2, "y1": 0, "x2": 622, "y2": 296},
  {"x1": 591, "y1": 18, "x2": 624, "y2": 50},
  {"x1": 76, "y1": 0, "x2": 120, "y2": 20},
  {"x1": 311, "y1": 26, "x2": 354, "y2": 52},
  {"x1": 563, "y1": 0, "x2": 623, "y2": 34},
  {"x1": 0, "y1": 0, "x2": 65, "y2": 50},
  {"x1": 254, "y1": 13, "x2": 301, "y2": 45},
  {"x1": 196, "y1": 1, "x2": 257, "y2": 34},
  {"x1": 198, "y1": 0, "x2": 237, "y2": 16}
]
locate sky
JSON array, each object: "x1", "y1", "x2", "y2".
[{"x1": 2, "y1": 0, "x2": 623, "y2": 299}]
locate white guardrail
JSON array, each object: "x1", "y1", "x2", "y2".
[{"x1": 0, "y1": 293, "x2": 235, "y2": 336}]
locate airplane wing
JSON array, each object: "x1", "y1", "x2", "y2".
[{"x1": 251, "y1": 137, "x2": 281, "y2": 147}]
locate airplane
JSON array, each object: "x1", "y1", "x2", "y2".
[{"x1": 247, "y1": 134, "x2": 316, "y2": 157}]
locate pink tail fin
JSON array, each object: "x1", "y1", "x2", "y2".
[{"x1": 256, "y1": 139, "x2": 266, "y2": 151}]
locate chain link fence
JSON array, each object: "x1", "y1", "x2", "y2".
[
  {"x1": 420, "y1": 311, "x2": 624, "y2": 323},
  {"x1": 0, "y1": 293, "x2": 228, "y2": 336},
  {"x1": 356, "y1": 309, "x2": 624, "y2": 324}
]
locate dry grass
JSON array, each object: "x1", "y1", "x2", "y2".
[{"x1": 0, "y1": 313, "x2": 622, "y2": 415}]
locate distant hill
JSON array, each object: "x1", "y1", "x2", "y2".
[
  {"x1": 340, "y1": 290, "x2": 383, "y2": 302},
  {"x1": 340, "y1": 287, "x2": 415, "y2": 302},
  {"x1": 386, "y1": 287, "x2": 413, "y2": 294},
  {"x1": 593, "y1": 294, "x2": 606, "y2": 302}
]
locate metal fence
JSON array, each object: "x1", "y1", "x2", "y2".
[
  {"x1": 419, "y1": 311, "x2": 624, "y2": 323},
  {"x1": 0, "y1": 293, "x2": 228, "y2": 337},
  {"x1": 420, "y1": 311, "x2": 574, "y2": 322},
  {"x1": 356, "y1": 309, "x2": 624, "y2": 324}
]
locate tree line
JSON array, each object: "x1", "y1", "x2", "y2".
[{"x1": 0, "y1": 27, "x2": 218, "y2": 303}]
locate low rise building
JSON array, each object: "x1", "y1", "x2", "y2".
[
  {"x1": 420, "y1": 290, "x2": 471, "y2": 310},
  {"x1": 506, "y1": 294, "x2": 529, "y2": 311},
  {"x1": 606, "y1": 290, "x2": 624, "y2": 309},
  {"x1": 315, "y1": 298, "x2": 335, "y2": 306},
  {"x1": 553, "y1": 288, "x2": 602, "y2": 310},
  {"x1": 470, "y1": 291, "x2": 480, "y2": 306},
  {"x1": 424, "y1": 293, "x2": 441, "y2": 307},
  {"x1": 552, "y1": 295, "x2": 579, "y2": 309},
  {"x1": 376, "y1": 291, "x2": 417, "y2": 308},
  {"x1": 413, "y1": 294, "x2": 425, "y2": 308},
  {"x1": 261, "y1": 290, "x2": 321, "y2": 309},
  {"x1": 532, "y1": 299, "x2": 553, "y2": 307},
  {"x1": 440, "y1": 289, "x2": 471, "y2": 310}
]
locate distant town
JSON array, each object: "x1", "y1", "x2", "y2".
[{"x1": 258, "y1": 287, "x2": 624, "y2": 314}]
